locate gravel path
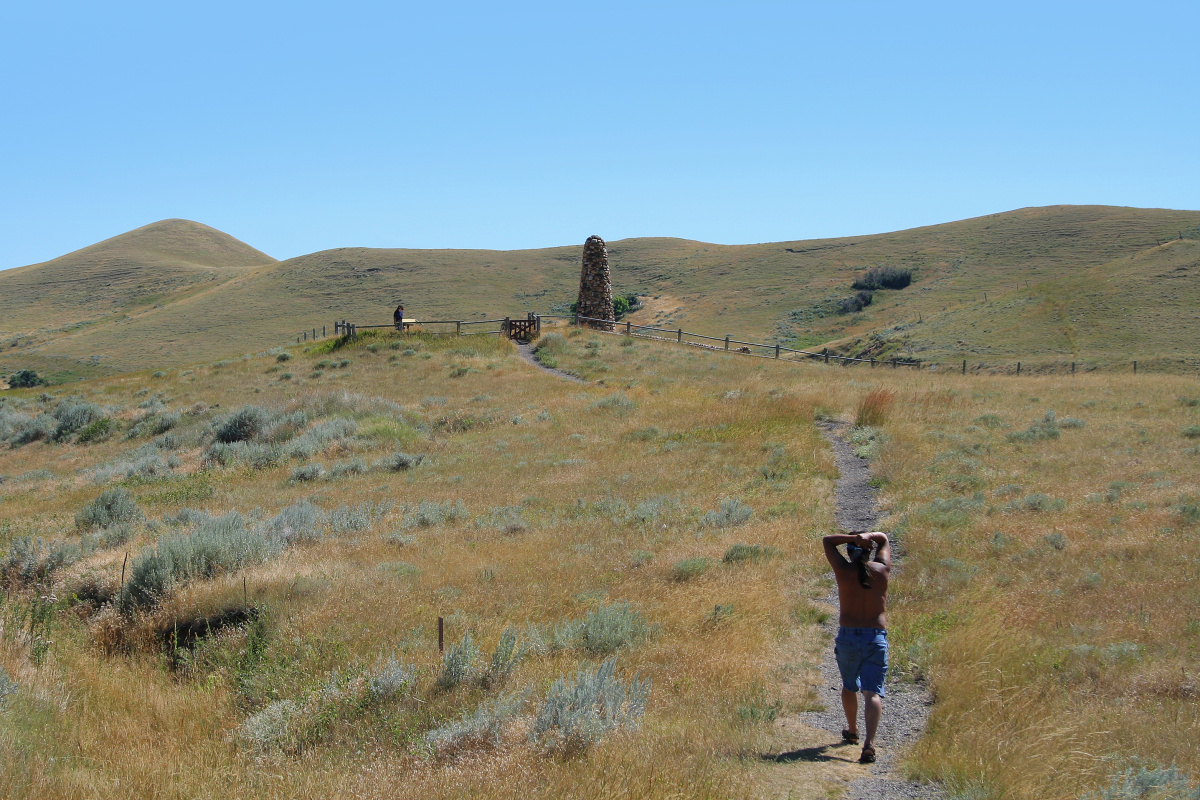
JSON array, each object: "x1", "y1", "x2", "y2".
[
  {"x1": 805, "y1": 422, "x2": 944, "y2": 800},
  {"x1": 513, "y1": 340, "x2": 587, "y2": 383}
]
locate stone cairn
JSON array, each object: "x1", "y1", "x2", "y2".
[{"x1": 576, "y1": 235, "x2": 614, "y2": 330}]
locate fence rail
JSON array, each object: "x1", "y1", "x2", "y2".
[{"x1": 313, "y1": 313, "x2": 1171, "y2": 375}]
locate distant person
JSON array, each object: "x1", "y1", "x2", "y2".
[
  {"x1": 822, "y1": 531, "x2": 891, "y2": 764},
  {"x1": 394, "y1": 303, "x2": 405, "y2": 331}
]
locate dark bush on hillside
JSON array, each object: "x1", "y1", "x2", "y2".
[
  {"x1": 7, "y1": 370, "x2": 44, "y2": 388},
  {"x1": 836, "y1": 291, "x2": 874, "y2": 315},
  {"x1": 569, "y1": 294, "x2": 643, "y2": 320},
  {"x1": 214, "y1": 406, "x2": 271, "y2": 443},
  {"x1": 852, "y1": 266, "x2": 913, "y2": 291}
]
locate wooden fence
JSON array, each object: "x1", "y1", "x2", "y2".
[{"x1": 307, "y1": 313, "x2": 1168, "y2": 374}]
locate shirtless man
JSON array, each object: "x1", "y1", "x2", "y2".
[{"x1": 822, "y1": 531, "x2": 891, "y2": 763}]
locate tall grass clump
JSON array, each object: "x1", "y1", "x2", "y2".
[
  {"x1": 531, "y1": 657, "x2": 650, "y2": 754},
  {"x1": 855, "y1": 387, "x2": 896, "y2": 427},
  {"x1": 671, "y1": 557, "x2": 711, "y2": 581},
  {"x1": 723, "y1": 543, "x2": 780, "y2": 564},
  {"x1": 76, "y1": 487, "x2": 143, "y2": 530}
]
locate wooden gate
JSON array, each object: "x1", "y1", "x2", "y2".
[{"x1": 504, "y1": 313, "x2": 541, "y2": 340}]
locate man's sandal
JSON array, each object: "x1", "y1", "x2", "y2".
[
  {"x1": 859, "y1": 746, "x2": 876, "y2": 764},
  {"x1": 841, "y1": 729, "x2": 859, "y2": 744}
]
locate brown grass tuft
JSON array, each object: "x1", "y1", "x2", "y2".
[{"x1": 855, "y1": 387, "x2": 896, "y2": 427}]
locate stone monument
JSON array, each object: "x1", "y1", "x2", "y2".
[{"x1": 576, "y1": 235, "x2": 614, "y2": 330}]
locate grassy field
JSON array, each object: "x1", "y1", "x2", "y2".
[
  {"x1": 1, "y1": 326, "x2": 1197, "y2": 799},
  {"x1": 4, "y1": 205, "x2": 1199, "y2": 378}
]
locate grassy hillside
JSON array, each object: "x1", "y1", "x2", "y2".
[
  {"x1": 1, "y1": 328, "x2": 1197, "y2": 799},
  {"x1": 3, "y1": 206, "x2": 1199, "y2": 377},
  {"x1": 0, "y1": 219, "x2": 275, "y2": 378}
]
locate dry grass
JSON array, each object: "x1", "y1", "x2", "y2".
[
  {"x1": 854, "y1": 387, "x2": 896, "y2": 427},
  {"x1": 0, "y1": 330, "x2": 854, "y2": 799},
  {"x1": 2, "y1": 328, "x2": 1198, "y2": 798}
]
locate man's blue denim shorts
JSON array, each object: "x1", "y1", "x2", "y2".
[{"x1": 834, "y1": 627, "x2": 888, "y2": 697}]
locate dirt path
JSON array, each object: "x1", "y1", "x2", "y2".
[
  {"x1": 803, "y1": 421, "x2": 944, "y2": 799},
  {"x1": 513, "y1": 340, "x2": 587, "y2": 383}
]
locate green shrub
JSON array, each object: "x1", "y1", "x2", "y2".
[
  {"x1": 531, "y1": 657, "x2": 650, "y2": 753},
  {"x1": 701, "y1": 498, "x2": 753, "y2": 528},
  {"x1": 77, "y1": 417, "x2": 114, "y2": 443},
  {"x1": 402, "y1": 499, "x2": 468, "y2": 529},
  {"x1": 588, "y1": 393, "x2": 636, "y2": 413},
  {"x1": 1007, "y1": 410, "x2": 1062, "y2": 442},
  {"x1": 375, "y1": 451, "x2": 424, "y2": 471},
  {"x1": 425, "y1": 691, "x2": 527, "y2": 756},
  {"x1": 290, "y1": 464, "x2": 324, "y2": 482},
  {"x1": 485, "y1": 626, "x2": 523, "y2": 687},
  {"x1": 671, "y1": 557, "x2": 711, "y2": 581},
  {"x1": 579, "y1": 602, "x2": 649, "y2": 654},
  {"x1": 52, "y1": 399, "x2": 105, "y2": 441},
  {"x1": 203, "y1": 441, "x2": 282, "y2": 469},
  {"x1": 1182, "y1": 426, "x2": 1200, "y2": 439},
  {"x1": 1084, "y1": 764, "x2": 1200, "y2": 800},
  {"x1": 119, "y1": 513, "x2": 277, "y2": 612},
  {"x1": 852, "y1": 266, "x2": 913, "y2": 291},
  {"x1": 76, "y1": 488, "x2": 143, "y2": 530},
  {"x1": 1178, "y1": 397, "x2": 1200, "y2": 408},
  {"x1": 7, "y1": 369, "x2": 44, "y2": 388},
  {"x1": 214, "y1": 406, "x2": 271, "y2": 443},
  {"x1": 437, "y1": 632, "x2": 480, "y2": 690}
]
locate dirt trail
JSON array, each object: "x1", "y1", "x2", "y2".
[
  {"x1": 513, "y1": 340, "x2": 587, "y2": 383},
  {"x1": 803, "y1": 421, "x2": 944, "y2": 799}
]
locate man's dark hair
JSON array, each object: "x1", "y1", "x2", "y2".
[{"x1": 847, "y1": 544, "x2": 872, "y2": 589}]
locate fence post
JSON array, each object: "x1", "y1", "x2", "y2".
[
  {"x1": 503, "y1": 317, "x2": 510, "y2": 338},
  {"x1": 1016, "y1": 362, "x2": 1021, "y2": 376},
  {"x1": 312, "y1": 328, "x2": 316, "y2": 340},
  {"x1": 677, "y1": 328, "x2": 682, "y2": 343},
  {"x1": 303, "y1": 331, "x2": 307, "y2": 341},
  {"x1": 1072, "y1": 362, "x2": 1076, "y2": 374},
  {"x1": 573, "y1": 313, "x2": 578, "y2": 326},
  {"x1": 870, "y1": 359, "x2": 875, "y2": 368},
  {"x1": 891, "y1": 359, "x2": 896, "y2": 369},
  {"x1": 1133, "y1": 361, "x2": 1137, "y2": 374},
  {"x1": 438, "y1": 617, "x2": 444, "y2": 653},
  {"x1": 824, "y1": 349, "x2": 829, "y2": 364},
  {"x1": 774, "y1": 344, "x2": 780, "y2": 359},
  {"x1": 456, "y1": 321, "x2": 461, "y2": 336},
  {"x1": 626, "y1": 320, "x2": 632, "y2": 336},
  {"x1": 962, "y1": 360, "x2": 966, "y2": 375},
  {"x1": 724, "y1": 335, "x2": 730, "y2": 351},
  {"x1": 322, "y1": 325, "x2": 326, "y2": 338}
]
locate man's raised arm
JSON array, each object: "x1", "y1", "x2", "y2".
[
  {"x1": 867, "y1": 532, "x2": 891, "y2": 569},
  {"x1": 823, "y1": 533, "x2": 857, "y2": 570}
]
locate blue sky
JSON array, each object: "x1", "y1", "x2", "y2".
[{"x1": 2, "y1": 1, "x2": 1197, "y2": 268}]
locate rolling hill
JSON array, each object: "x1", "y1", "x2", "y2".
[{"x1": 2, "y1": 206, "x2": 1198, "y2": 378}]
